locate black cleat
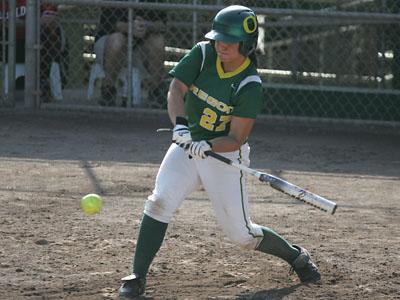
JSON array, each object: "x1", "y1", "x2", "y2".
[
  {"x1": 290, "y1": 245, "x2": 321, "y2": 283},
  {"x1": 119, "y1": 273, "x2": 146, "y2": 298}
]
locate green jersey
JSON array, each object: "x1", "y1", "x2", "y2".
[{"x1": 169, "y1": 41, "x2": 264, "y2": 141}]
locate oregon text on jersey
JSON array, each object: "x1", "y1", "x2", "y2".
[{"x1": 190, "y1": 84, "x2": 233, "y2": 114}]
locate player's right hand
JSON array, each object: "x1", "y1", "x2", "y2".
[
  {"x1": 172, "y1": 116, "x2": 192, "y2": 146},
  {"x1": 185, "y1": 140, "x2": 212, "y2": 159}
]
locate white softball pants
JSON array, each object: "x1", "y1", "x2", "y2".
[{"x1": 144, "y1": 143, "x2": 264, "y2": 250}]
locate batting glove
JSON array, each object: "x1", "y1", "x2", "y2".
[
  {"x1": 186, "y1": 140, "x2": 212, "y2": 159},
  {"x1": 172, "y1": 116, "x2": 192, "y2": 146}
]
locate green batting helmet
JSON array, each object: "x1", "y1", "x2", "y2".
[{"x1": 205, "y1": 5, "x2": 258, "y2": 56}]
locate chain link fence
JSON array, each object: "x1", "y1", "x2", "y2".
[{"x1": 1, "y1": 0, "x2": 400, "y2": 122}]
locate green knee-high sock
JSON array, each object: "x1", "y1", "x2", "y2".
[
  {"x1": 133, "y1": 214, "x2": 168, "y2": 278},
  {"x1": 256, "y1": 227, "x2": 300, "y2": 264}
]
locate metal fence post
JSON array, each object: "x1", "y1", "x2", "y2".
[
  {"x1": 192, "y1": 0, "x2": 198, "y2": 45},
  {"x1": 291, "y1": 0, "x2": 300, "y2": 81},
  {"x1": 377, "y1": 0, "x2": 388, "y2": 89},
  {"x1": 127, "y1": 5, "x2": 133, "y2": 108},
  {"x1": 25, "y1": 0, "x2": 38, "y2": 108},
  {"x1": 0, "y1": 2, "x2": 2, "y2": 105},
  {"x1": 6, "y1": 0, "x2": 16, "y2": 106}
]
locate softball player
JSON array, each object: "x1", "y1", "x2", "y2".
[{"x1": 119, "y1": 5, "x2": 320, "y2": 298}]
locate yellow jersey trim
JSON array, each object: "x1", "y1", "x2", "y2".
[{"x1": 216, "y1": 57, "x2": 251, "y2": 79}]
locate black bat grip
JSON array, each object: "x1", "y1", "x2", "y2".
[{"x1": 204, "y1": 151, "x2": 233, "y2": 165}]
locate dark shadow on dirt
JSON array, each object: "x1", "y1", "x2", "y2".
[
  {"x1": 80, "y1": 160, "x2": 105, "y2": 195},
  {"x1": 236, "y1": 283, "x2": 302, "y2": 299}
]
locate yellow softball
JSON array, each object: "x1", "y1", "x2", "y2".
[{"x1": 80, "y1": 194, "x2": 103, "y2": 215}]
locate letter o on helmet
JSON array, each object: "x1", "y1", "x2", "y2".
[{"x1": 205, "y1": 5, "x2": 259, "y2": 56}]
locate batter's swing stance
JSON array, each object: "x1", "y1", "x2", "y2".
[
  {"x1": 158, "y1": 128, "x2": 337, "y2": 214},
  {"x1": 119, "y1": 6, "x2": 321, "y2": 298}
]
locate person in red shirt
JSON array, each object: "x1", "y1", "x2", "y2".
[{"x1": 1, "y1": 1, "x2": 66, "y2": 102}]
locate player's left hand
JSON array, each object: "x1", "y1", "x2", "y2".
[
  {"x1": 172, "y1": 116, "x2": 192, "y2": 146},
  {"x1": 185, "y1": 141, "x2": 212, "y2": 159}
]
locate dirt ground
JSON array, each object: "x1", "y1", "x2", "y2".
[{"x1": 0, "y1": 109, "x2": 399, "y2": 300}]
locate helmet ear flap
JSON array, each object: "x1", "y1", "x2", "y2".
[
  {"x1": 240, "y1": 33, "x2": 258, "y2": 56},
  {"x1": 239, "y1": 42, "x2": 248, "y2": 56}
]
